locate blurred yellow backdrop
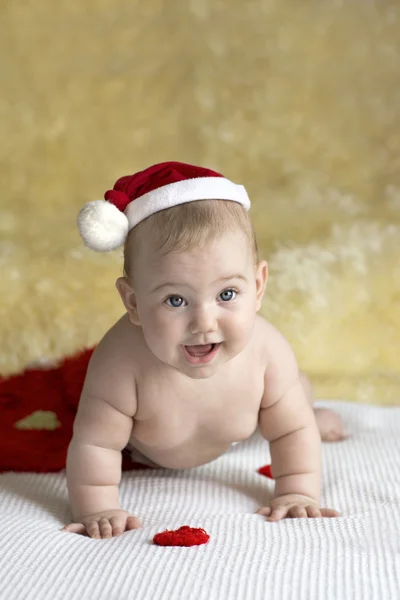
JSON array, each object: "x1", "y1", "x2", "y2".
[{"x1": 1, "y1": 0, "x2": 399, "y2": 405}]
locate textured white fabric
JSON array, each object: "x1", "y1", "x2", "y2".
[{"x1": 1, "y1": 400, "x2": 400, "y2": 600}]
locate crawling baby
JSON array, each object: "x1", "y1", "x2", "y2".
[{"x1": 62, "y1": 161, "x2": 344, "y2": 539}]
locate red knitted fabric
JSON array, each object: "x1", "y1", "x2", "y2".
[
  {"x1": 153, "y1": 526, "x2": 210, "y2": 547},
  {"x1": 0, "y1": 348, "x2": 149, "y2": 473},
  {"x1": 258, "y1": 464, "x2": 274, "y2": 478}
]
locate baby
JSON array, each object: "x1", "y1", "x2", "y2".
[{"x1": 62, "y1": 161, "x2": 344, "y2": 539}]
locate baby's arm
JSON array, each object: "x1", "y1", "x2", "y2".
[
  {"x1": 63, "y1": 342, "x2": 139, "y2": 538},
  {"x1": 256, "y1": 326, "x2": 340, "y2": 521}
]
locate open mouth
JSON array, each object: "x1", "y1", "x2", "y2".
[{"x1": 182, "y1": 343, "x2": 221, "y2": 364}]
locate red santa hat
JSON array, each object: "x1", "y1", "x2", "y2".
[{"x1": 77, "y1": 161, "x2": 251, "y2": 251}]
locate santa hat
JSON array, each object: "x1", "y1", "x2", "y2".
[{"x1": 77, "y1": 161, "x2": 251, "y2": 252}]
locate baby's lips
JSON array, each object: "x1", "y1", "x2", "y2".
[{"x1": 185, "y1": 344, "x2": 213, "y2": 355}]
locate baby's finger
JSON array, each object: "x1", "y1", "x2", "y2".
[
  {"x1": 306, "y1": 505, "x2": 321, "y2": 518},
  {"x1": 126, "y1": 516, "x2": 142, "y2": 530},
  {"x1": 320, "y1": 508, "x2": 341, "y2": 518},
  {"x1": 288, "y1": 505, "x2": 308, "y2": 518},
  {"x1": 86, "y1": 520, "x2": 101, "y2": 539},
  {"x1": 108, "y1": 516, "x2": 128, "y2": 536},
  {"x1": 61, "y1": 523, "x2": 87, "y2": 535},
  {"x1": 99, "y1": 517, "x2": 113, "y2": 539},
  {"x1": 267, "y1": 505, "x2": 288, "y2": 522},
  {"x1": 108, "y1": 516, "x2": 124, "y2": 536},
  {"x1": 254, "y1": 507, "x2": 271, "y2": 517}
]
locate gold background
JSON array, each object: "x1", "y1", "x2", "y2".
[{"x1": 1, "y1": 0, "x2": 399, "y2": 405}]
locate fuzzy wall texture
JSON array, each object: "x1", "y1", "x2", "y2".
[{"x1": 1, "y1": 0, "x2": 399, "y2": 405}]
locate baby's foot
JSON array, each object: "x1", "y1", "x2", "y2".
[{"x1": 314, "y1": 408, "x2": 347, "y2": 442}]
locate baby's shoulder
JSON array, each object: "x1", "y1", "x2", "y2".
[
  {"x1": 82, "y1": 313, "x2": 141, "y2": 406},
  {"x1": 254, "y1": 315, "x2": 297, "y2": 368},
  {"x1": 254, "y1": 314, "x2": 289, "y2": 347},
  {"x1": 92, "y1": 313, "x2": 137, "y2": 359}
]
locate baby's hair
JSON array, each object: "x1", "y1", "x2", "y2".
[{"x1": 122, "y1": 199, "x2": 259, "y2": 282}]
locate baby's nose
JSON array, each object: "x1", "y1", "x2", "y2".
[{"x1": 189, "y1": 306, "x2": 218, "y2": 335}]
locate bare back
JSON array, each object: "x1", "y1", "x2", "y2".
[{"x1": 90, "y1": 313, "x2": 269, "y2": 469}]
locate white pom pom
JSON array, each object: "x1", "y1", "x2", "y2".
[{"x1": 77, "y1": 200, "x2": 129, "y2": 252}]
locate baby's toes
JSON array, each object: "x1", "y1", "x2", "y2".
[
  {"x1": 314, "y1": 408, "x2": 346, "y2": 442},
  {"x1": 323, "y1": 429, "x2": 347, "y2": 442}
]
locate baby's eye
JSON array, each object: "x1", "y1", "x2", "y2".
[
  {"x1": 219, "y1": 289, "x2": 237, "y2": 302},
  {"x1": 165, "y1": 295, "x2": 185, "y2": 308}
]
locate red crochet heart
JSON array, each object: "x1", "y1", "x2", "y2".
[
  {"x1": 153, "y1": 526, "x2": 210, "y2": 547},
  {"x1": 258, "y1": 464, "x2": 273, "y2": 478}
]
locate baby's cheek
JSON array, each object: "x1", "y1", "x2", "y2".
[
  {"x1": 229, "y1": 313, "x2": 254, "y2": 341},
  {"x1": 146, "y1": 313, "x2": 176, "y2": 345}
]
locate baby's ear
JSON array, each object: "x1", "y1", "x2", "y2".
[
  {"x1": 115, "y1": 277, "x2": 141, "y2": 325},
  {"x1": 255, "y1": 260, "x2": 268, "y2": 312}
]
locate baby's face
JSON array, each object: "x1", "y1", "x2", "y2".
[{"x1": 123, "y1": 231, "x2": 266, "y2": 379}]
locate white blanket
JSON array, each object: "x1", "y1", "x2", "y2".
[{"x1": 1, "y1": 400, "x2": 400, "y2": 600}]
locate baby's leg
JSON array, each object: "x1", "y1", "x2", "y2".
[
  {"x1": 299, "y1": 372, "x2": 346, "y2": 442},
  {"x1": 126, "y1": 445, "x2": 162, "y2": 469}
]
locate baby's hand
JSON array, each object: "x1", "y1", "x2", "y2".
[
  {"x1": 255, "y1": 494, "x2": 340, "y2": 522},
  {"x1": 61, "y1": 509, "x2": 141, "y2": 539}
]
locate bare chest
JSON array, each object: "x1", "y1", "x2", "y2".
[{"x1": 129, "y1": 357, "x2": 264, "y2": 454}]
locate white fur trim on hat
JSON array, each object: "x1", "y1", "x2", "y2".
[
  {"x1": 77, "y1": 200, "x2": 129, "y2": 252},
  {"x1": 77, "y1": 176, "x2": 250, "y2": 251},
  {"x1": 125, "y1": 176, "x2": 250, "y2": 230}
]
